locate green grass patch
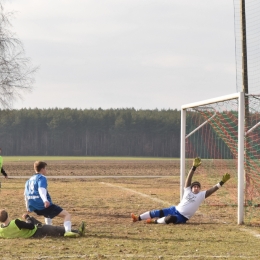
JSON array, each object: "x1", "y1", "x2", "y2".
[{"x1": 1, "y1": 175, "x2": 260, "y2": 259}]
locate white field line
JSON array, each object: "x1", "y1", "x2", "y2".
[
  {"x1": 9, "y1": 175, "x2": 166, "y2": 179},
  {"x1": 15, "y1": 254, "x2": 258, "y2": 259},
  {"x1": 240, "y1": 228, "x2": 260, "y2": 239},
  {"x1": 101, "y1": 182, "x2": 260, "y2": 241},
  {"x1": 100, "y1": 182, "x2": 205, "y2": 217},
  {"x1": 10, "y1": 183, "x2": 260, "y2": 260},
  {"x1": 100, "y1": 181, "x2": 172, "y2": 206}
]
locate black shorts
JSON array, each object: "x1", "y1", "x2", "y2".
[{"x1": 34, "y1": 204, "x2": 63, "y2": 219}]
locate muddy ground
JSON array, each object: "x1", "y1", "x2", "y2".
[{"x1": 4, "y1": 160, "x2": 181, "y2": 177}]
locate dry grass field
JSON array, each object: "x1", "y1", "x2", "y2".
[{"x1": 1, "y1": 159, "x2": 260, "y2": 259}]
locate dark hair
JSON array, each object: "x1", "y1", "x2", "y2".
[
  {"x1": 191, "y1": 181, "x2": 201, "y2": 189},
  {"x1": 0, "y1": 209, "x2": 8, "y2": 222},
  {"x1": 34, "y1": 161, "x2": 47, "y2": 173}
]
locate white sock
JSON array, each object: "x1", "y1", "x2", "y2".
[
  {"x1": 64, "y1": 221, "x2": 71, "y2": 232},
  {"x1": 156, "y1": 217, "x2": 166, "y2": 224},
  {"x1": 45, "y1": 218, "x2": 52, "y2": 225},
  {"x1": 139, "y1": 211, "x2": 151, "y2": 220}
]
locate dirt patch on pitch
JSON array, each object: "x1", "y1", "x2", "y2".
[{"x1": 4, "y1": 160, "x2": 180, "y2": 177}]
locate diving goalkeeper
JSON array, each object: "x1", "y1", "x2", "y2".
[{"x1": 131, "y1": 157, "x2": 230, "y2": 224}]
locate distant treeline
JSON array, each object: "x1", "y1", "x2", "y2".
[{"x1": 0, "y1": 108, "x2": 181, "y2": 157}]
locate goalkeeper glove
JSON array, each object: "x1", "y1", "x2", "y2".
[
  {"x1": 192, "y1": 157, "x2": 202, "y2": 171},
  {"x1": 219, "y1": 173, "x2": 230, "y2": 186}
]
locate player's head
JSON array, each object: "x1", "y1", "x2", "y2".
[
  {"x1": 34, "y1": 161, "x2": 47, "y2": 173},
  {"x1": 191, "y1": 181, "x2": 201, "y2": 194},
  {"x1": 0, "y1": 209, "x2": 8, "y2": 223}
]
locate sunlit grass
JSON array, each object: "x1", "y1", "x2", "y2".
[
  {"x1": 0, "y1": 176, "x2": 260, "y2": 259},
  {"x1": 0, "y1": 160, "x2": 260, "y2": 259}
]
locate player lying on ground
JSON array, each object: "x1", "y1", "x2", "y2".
[
  {"x1": 131, "y1": 157, "x2": 230, "y2": 224},
  {"x1": 0, "y1": 209, "x2": 85, "y2": 238},
  {"x1": 24, "y1": 161, "x2": 79, "y2": 237}
]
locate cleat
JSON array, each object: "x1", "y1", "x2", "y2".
[
  {"x1": 131, "y1": 213, "x2": 138, "y2": 222},
  {"x1": 64, "y1": 231, "x2": 80, "y2": 238},
  {"x1": 78, "y1": 221, "x2": 86, "y2": 236},
  {"x1": 146, "y1": 218, "x2": 156, "y2": 224}
]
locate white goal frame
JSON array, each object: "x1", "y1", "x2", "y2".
[{"x1": 180, "y1": 92, "x2": 245, "y2": 225}]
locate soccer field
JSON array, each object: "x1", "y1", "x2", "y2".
[{"x1": 1, "y1": 159, "x2": 260, "y2": 259}]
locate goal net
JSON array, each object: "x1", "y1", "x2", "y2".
[
  {"x1": 233, "y1": 0, "x2": 260, "y2": 95},
  {"x1": 181, "y1": 92, "x2": 260, "y2": 225}
]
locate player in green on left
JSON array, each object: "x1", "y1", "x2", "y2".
[{"x1": 0, "y1": 148, "x2": 8, "y2": 179}]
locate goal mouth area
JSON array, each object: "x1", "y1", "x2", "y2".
[
  {"x1": 181, "y1": 93, "x2": 260, "y2": 225},
  {"x1": 180, "y1": 92, "x2": 245, "y2": 225}
]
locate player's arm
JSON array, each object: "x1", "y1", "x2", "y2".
[
  {"x1": 0, "y1": 156, "x2": 3, "y2": 169},
  {"x1": 15, "y1": 219, "x2": 35, "y2": 230},
  {"x1": 38, "y1": 177, "x2": 50, "y2": 208},
  {"x1": 24, "y1": 196, "x2": 29, "y2": 212},
  {"x1": 38, "y1": 187, "x2": 50, "y2": 208},
  {"x1": 185, "y1": 157, "x2": 202, "y2": 188},
  {"x1": 24, "y1": 185, "x2": 30, "y2": 212},
  {"x1": 205, "y1": 173, "x2": 231, "y2": 198}
]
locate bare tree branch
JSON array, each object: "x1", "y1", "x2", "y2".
[{"x1": 0, "y1": 2, "x2": 38, "y2": 108}]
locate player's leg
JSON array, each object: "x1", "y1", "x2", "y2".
[
  {"x1": 131, "y1": 211, "x2": 151, "y2": 222},
  {"x1": 32, "y1": 225, "x2": 66, "y2": 237},
  {"x1": 36, "y1": 204, "x2": 77, "y2": 237},
  {"x1": 44, "y1": 217, "x2": 52, "y2": 225},
  {"x1": 149, "y1": 210, "x2": 188, "y2": 224},
  {"x1": 146, "y1": 207, "x2": 179, "y2": 224},
  {"x1": 1, "y1": 167, "x2": 8, "y2": 178},
  {"x1": 56, "y1": 209, "x2": 72, "y2": 231},
  {"x1": 33, "y1": 224, "x2": 82, "y2": 238},
  {"x1": 155, "y1": 215, "x2": 178, "y2": 224},
  {"x1": 56, "y1": 208, "x2": 80, "y2": 237},
  {"x1": 131, "y1": 206, "x2": 174, "y2": 222}
]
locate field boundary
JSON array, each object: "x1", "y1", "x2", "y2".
[
  {"x1": 15, "y1": 254, "x2": 258, "y2": 259},
  {"x1": 8, "y1": 176, "x2": 167, "y2": 179}
]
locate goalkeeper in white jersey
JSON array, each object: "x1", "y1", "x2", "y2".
[{"x1": 131, "y1": 157, "x2": 230, "y2": 224}]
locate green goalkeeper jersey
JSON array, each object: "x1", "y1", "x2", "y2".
[
  {"x1": 0, "y1": 156, "x2": 3, "y2": 169},
  {"x1": 0, "y1": 220, "x2": 37, "y2": 238}
]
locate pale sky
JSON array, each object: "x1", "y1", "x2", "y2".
[{"x1": 6, "y1": 0, "x2": 237, "y2": 110}]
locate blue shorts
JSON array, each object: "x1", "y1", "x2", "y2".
[
  {"x1": 150, "y1": 206, "x2": 188, "y2": 224},
  {"x1": 34, "y1": 204, "x2": 63, "y2": 219}
]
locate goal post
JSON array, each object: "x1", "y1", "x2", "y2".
[{"x1": 180, "y1": 92, "x2": 245, "y2": 225}]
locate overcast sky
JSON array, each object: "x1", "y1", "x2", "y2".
[{"x1": 6, "y1": 0, "x2": 236, "y2": 110}]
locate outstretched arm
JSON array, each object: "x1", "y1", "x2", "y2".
[
  {"x1": 15, "y1": 219, "x2": 35, "y2": 230},
  {"x1": 185, "y1": 157, "x2": 201, "y2": 188},
  {"x1": 205, "y1": 173, "x2": 231, "y2": 198}
]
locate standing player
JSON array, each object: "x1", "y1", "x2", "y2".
[
  {"x1": 131, "y1": 157, "x2": 231, "y2": 224},
  {"x1": 24, "y1": 161, "x2": 80, "y2": 237},
  {"x1": 0, "y1": 148, "x2": 8, "y2": 179}
]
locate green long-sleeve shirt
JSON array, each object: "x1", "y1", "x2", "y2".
[
  {"x1": 0, "y1": 219, "x2": 37, "y2": 238},
  {"x1": 0, "y1": 156, "x2": 3, "y2": 169}
]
